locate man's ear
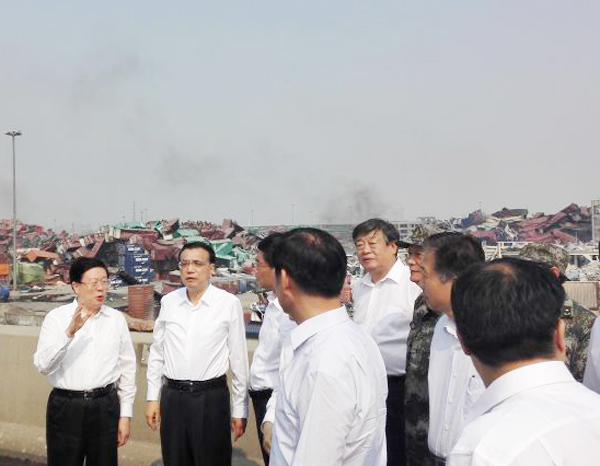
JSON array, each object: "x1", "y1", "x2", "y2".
[
  {"x1": 549, "y1": 266, "x2": 561, "y2": 279},
  {"x1": 554, "y1": 318, "x2": 567, "y2": 360},
  {"x1": 457, "y1": 329, "x2": 473, "y2": 356},
  {"x1": 278, "y1": 269, "x2": 292, "y2": 293}
]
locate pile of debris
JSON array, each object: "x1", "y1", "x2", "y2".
[
  {"x1": 0, "y1": 218, "x2": 262, "y2": 292},
  {"x1": 461, "y1": 204, "x2": 593, "y2": 245}
]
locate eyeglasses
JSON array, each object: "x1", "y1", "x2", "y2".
[
  {"x1": 80, "y1": 278, "x2": 109, "y2": 289},
  {"x1": 178, "y1": 260, "x2": 210, "y2": 269}
]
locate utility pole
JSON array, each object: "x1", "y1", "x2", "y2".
[{"x1": 5, "y1": 131, "x2": 21, "y2": 291}]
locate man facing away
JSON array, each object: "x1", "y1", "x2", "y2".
[
  {"x1": 145, "y1": 242, "x2": 249, "y2": 466},
  {"x1": 420, "y1": 233, "x2": 486, "y2": 464},
  {"x1": 263, "y1": 228, "x2": 388, "y2": 466},
  {"x1": 249, "y1": 233, "x2": 296, "y2": 465},
  {"x1": 518, "y1": 243, "x2": 595, "y2": 382},
  {"x1": 34, "y1": 257, "x2": 136, "y2": 466},
  {"x1": 448, "y1": 258, "x2": 600, "y2": 466},
  {"x1": 352, "y1": 218, "x2": 422, "y2": 466}
]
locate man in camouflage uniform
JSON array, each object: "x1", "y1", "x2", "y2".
[
  {"x1": 400, "y1": 225, "x2": 444, "y2": 466},
  {"x1": 519, "y1": 243, "x2": 595, "y2": 382}
]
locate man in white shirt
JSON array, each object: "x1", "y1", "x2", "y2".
[
  {"x1": 145, "y1": 242, "x2": 249, "y2": 466},
  {"x1": 352, "y1": 219, "x2": 421, "y2": 466},
  {"x1": 420, "y1": 233, "x2": 485, "y2": 464},
  {"x1": 34, "y1": 257, "x2": 136, "y2": 466},
  {"x1": 448, "y1": 258, "x2": 600, "y2": 466},
  {"x1": 263, "y1": 228, "x2": 388, "y2": 466},
  {"x1": 249, "y1": 232, "x2": 295, "y2": 465},
  {"x1": 584, "y1": 316, "x2": 600, "y2": 392}
]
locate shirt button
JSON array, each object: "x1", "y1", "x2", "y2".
[
  {"x1": 444, "y1": 425, "x2": 450, "y2": 431},
  {"x1": 452, "y1": 373, "x2": 458, "y2": 378}
]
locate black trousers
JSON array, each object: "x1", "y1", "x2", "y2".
[
  {"x1": 249, "y1": 388, "x2": 273, "y2": 466},
  {"x1": 46, "y1": 387, "x2": 119, "y2": 466},
  {"x1": 387, "y1": 375, "x2": 406, "y2": 466},
  {"x1": 160, "y1": 376, "x2": 231, "y2": 466}
]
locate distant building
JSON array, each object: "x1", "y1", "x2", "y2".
[{"x1": 592, "y1": 199, "x2": 600, "y2": 243}]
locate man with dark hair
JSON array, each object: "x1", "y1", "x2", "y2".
[
  {"x1": 146, "y1": 241, "x2": 249, "y2": 466},
  {"x1": 352, "y1": 218, "x2": 421, "y2": 466},
  {"x1": 34, "y1": 257, "x2": 136, "y2": 466},
  {"x1": 249, "y1": 233, "x2": 296, "y2": 465},
  {"x1": 518, "y1": 243, "x2": 595, "y2": 382},
  {"x1": 420, "y1": 233, "x2": 485, "y2": 464},
  {"x1": 401, "y1": 225, "x2": 444, "y2": 466},
  {"x1": 262, "y1": 228, "x2": 388, "y2": 466},
  {"x1": 448, "y1": 258, "x2": 600, "y2": 465}
]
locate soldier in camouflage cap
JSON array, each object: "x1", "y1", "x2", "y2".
[
  {"x1": 398, "y1": 223, "x2": 447, "y2": 250},
  {"x1": 402, "y1": 224, "x2": 446, "y2": 466},
  {"x1": 518, "y1": 243, "x2": 595, "y2": 382},
  {"x1": 518, "y1": 243, "x2": 569, "y2": 278}
]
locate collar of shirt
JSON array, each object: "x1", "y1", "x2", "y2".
[
  {"x1": 176, "y1": 284, "x2": 216, "y2": 308},
  {"x1": 290, "y1": 307, "x2": 349, "y2": 351},
  {"x1": 466, "y1": 361, "x2": 574, "y2": 423},
  {"x1": 441, "y1": 314, "x2": 458, "y2": 339},
  {"x1": 72, "y1": 299, "x2": 110, "y2": 318},
  {"x1": 360, "y1": 259, "x2": 406, "y2": 287},
  {"x1": 267, "y1": 292, "x2": 283, "y2": 311}
]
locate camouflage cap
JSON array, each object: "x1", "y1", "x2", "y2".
[
  {"x1": 518, "y1": 243, "x2": 569, "y2": 274},
  {"x1": 398, "y1": 224, "x2": 446, "y2": 248}
]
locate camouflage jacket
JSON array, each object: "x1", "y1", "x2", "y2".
[
  {"x1": 405, "y1": 293, "x2": 441, "y2": 466},
  {"x1": 563, "y1": 298, "x2": 595, "y2": 382}
]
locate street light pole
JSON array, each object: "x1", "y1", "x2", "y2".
[{"x1": 5, "y1": 131, "x2": 21, "y2": 291}]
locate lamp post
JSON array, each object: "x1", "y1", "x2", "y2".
[{"x1": 5, "y1": 131, "x2": 21, "y2": 291}]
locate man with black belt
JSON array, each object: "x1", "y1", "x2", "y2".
[
  {"x1": 146, "y1": 241, "x2": 249, "y2": 466},
  {"x1": 352, "y1": 219, "x2": 422, "y2": 466},
  {"x1": 249, "y1": 233, "x2": 295, "y2": 465},
  {"x1": 34, "y1": 257, "x2": 136, "y2": 466}
]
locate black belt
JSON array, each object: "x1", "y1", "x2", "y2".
[
  {"x1": 53, "y1": 383, "x2": 115, "y2": 399},
  {"x1": 166, "y1": 375, "x2": 226, "y2": 392},
  {"x1": 249, "y1": 388, "x2": 273, "y2": 400},
  {"x1": 387, "y1": 374, "x2": 406, "y2": 383}
]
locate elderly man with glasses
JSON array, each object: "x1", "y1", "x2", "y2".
[
  {"x1": 34, "y1": 257, "x2": 137, "y2": 466},
  {"x1": 145, "y1": 241, "x2": 249, "y2": 466}
]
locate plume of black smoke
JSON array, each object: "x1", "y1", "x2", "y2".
[{"x1": 319, "y1": 185, "x2": 389, "y2": 224}]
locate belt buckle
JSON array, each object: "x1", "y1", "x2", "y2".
[{"x1": 83, "y1": 390, "x2": 94, "y2": 400}]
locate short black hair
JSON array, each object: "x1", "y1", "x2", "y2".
[
  {"x1": 352, "y1": 218, "x2": 399, "y2": 245},
  {"x1": 272, "y1": 227, "x2": 346, "y2": 298},
  {"x1": 70, "y1": 257, "x2": 109, "y2": 283},
  {"x1": 423, "y1": 232, "x2": 485, "y2": 281},
  {"x1": 452, "y1": 258, "x2": 565, "y2": 367},
  {"x1": 179, "y1": 241, "x2": 216, "y2": 264},
  {"x1": 257, "y1": 232, "x2": 284, "y2": 268}
]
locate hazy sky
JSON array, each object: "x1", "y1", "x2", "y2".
[{"x1": 1, "y1": 1, "x2": 599, "y2": 231}]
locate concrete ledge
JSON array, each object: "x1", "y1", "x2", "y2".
[{"x1": 0, "y1": 324, "x2": 262, "y2": 465}]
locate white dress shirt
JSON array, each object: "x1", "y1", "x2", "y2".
[
  {"x1": 33, "y1": 299, "x2": 137, "y2": 417},
  {"x1": 583, "y1": 315, "x2": 600, "y2": 393},
  {"x1": 352, "y1": 259, "x2": 422, "y2": 376},
  {"x1": 250, "y1": 292, "x2": 296, "y2": 391},
  {"x1": 428, "y1": 314, "x2": 484, "y2": 458},
  {"x1": 448, "y1": 361, "x2": 600, "y2": 466},
  {"x1": 146, "y1": 285, "x2": 249, "y2": 418},
  {"x1": 265, "y1": 307, "x2": 388, "y2": 466}
]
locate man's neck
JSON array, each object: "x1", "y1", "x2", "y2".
[
  {"x1": 186, "y1": 285, "x2": 208, "y2": 305},
  {"x1": 369, "y1": 259, "x2": 396, "y2": 284},
  {"x1": 474, "y1": 357, "x2": 562, "y2": 388},
  {"x1": 291, "y1": 296, "x2": 343, "y2": 324}
]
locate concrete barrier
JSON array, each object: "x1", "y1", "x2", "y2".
[{"x1": 0, "y1": 324, "x2": 262, "y2": 466}]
